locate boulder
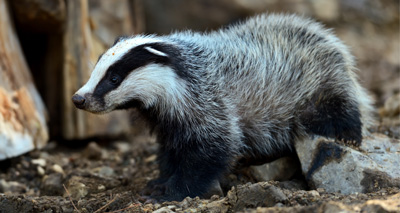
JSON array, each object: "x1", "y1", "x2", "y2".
[{"x1": 295, "y1": 133, "x2": 400, "y2": 194}]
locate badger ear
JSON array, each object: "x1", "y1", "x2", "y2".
[{"x1": 144, "y1": 46, "x2": 169, "y2": 57}]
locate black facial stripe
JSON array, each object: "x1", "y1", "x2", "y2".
[{"x1": 92, "y1": 43, "x2": 173, "y2": 104}]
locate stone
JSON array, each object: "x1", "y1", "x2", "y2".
[
  {"x1": 229, "y1": 182, "x2": 288, "y2": 211},
  {"x1": 153, "y1": 206, "x2": 174, "y2": 213},
  {"x1": 64, "y1": 176, "x2": 89, "y2": 200},
  {"x1": 0, "y1": 179, "x2": 26, "y2": 194},
  {"x1": 82, "y1": 142, "x2": 103, "y2": 160},
  {"x1": 295, "y1": 133, "x2": 400, "y2": 194},
  {"x1": 113, "y1": 141, "x2": 131, "y2": 154},
  {"x1": 40, "y1": 173, "x2": 64, "y2": 196},
  {"x1": 51, "y1": 164, "x2": 64, "y2": 174},
  {"x1": 361, "y1": 193, "x2": 400, "y2": 212},
  {"x1": 37, "y1": 166, "x2": 45, "y2": 176},
  {"x1": 205, "y1": 199, "x2": 229, "y2": 213},
  {"x1": 91, "y1": 166, "x2": 115, "y2": 177},
  {"x1": 31, "y1": 159, "x2": 47, "y2": 167}
]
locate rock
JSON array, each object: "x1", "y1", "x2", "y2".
[
  {"x1": 97, "y1": 184, "x2": 106, "y2": 191},
  {"x1": 153, "y1": 205, "x2": 177, "y2": 213},
  {"x1": 361, "y1": 193, "x2": 400, "y2": 212},
  {"x1": 64, "y1": 176, "x2": 88, "y2": 200},
  {"x1": 205, "y1": 199, "x2": 229, "y2": 213},
  {"x1": 37, "y1": 166, "x2": 45, "y2": 176},
  {"x1": 295, "y1": 134, "x2": 400, "y2": 194},
  {"x1": 113, "y1": 141, "x2": 131, "y2": 154},
  {"x1": 82, "y1": 142, "x2": 103, "y2": 160},
  {"x1": 31, "y1": 159, "x2": 46, "y2": 167},
  {"x1": 91, "y1": 166, "x2": 115, "y2": 177},
  {"x1": 0, "y1": 179, "x2": 26, "y2": 194},
  {"x1": 228, "y1": 182, "x2": 288, "y2": 211},
  {"x1": 40, "y1": 173, "x2": 63, "y2": 196},
  {"x1": 250, "y1": 156, "x2": 300, "y2": 182},
  {"x1": 64, "y1": 175, "x2": 120, "y2": 200},
  {"x1": 144, "y1": 154, "x2": 157, "y2": 163},
  {"x1": 319, "y1": 202, "x2": 356, "y2": 213},
  {"x1": 51, "y1": 164, "x2": 64, "y2": 174}
]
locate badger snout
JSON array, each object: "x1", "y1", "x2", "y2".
[{"x1": 72, "y1": 94, "x2": 86, "y2": 109}]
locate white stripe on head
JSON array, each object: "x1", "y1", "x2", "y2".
[
  {"x1": 76, "y1": 35, "x2": 164, "y2": 96},
  {"x1": 144, "y1": 46, "x2": 169, "y2": 57}
]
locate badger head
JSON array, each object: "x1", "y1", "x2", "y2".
[{"x1": 72, "y1": 36, "x2": 187, "y2": 114}]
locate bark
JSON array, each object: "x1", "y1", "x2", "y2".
[
  {"x1": 0, "y1": 0, "x2": 48, "y2": 160},
  {"x1": 62, "y1": 0, "x2": 135, "y2": 139}
]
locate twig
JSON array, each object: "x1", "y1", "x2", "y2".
[
  {"x1": 63, "y1": 184, "x2": 81, "y2": 213},
  {"x1": 94, "y1": 195, "x2": 119, "y2": 213},
  {"x1": 104, "y1": 203, "x2": 141, "y2": 213}
]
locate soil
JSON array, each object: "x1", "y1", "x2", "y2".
[{"x1": 0, "y1": 116, "x2": 399, "y2": 213}]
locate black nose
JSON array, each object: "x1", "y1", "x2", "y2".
[{"x1": 72, "y1": 94, "x2": 86, "y2": 108}]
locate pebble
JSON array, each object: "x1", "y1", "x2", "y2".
[
  {"x1": 92, "y1": 166, "x2": 115, "y2": 177},
  {"x1": 309, "y1": 190, "x2": 320, "y2": 198},
  {"x1": 0, "y1": 179, "x2": 26, "y2": 193},
  {"x1": 113, "y1": 141, "x2": 131, "y2": 153},
  {"x1": 51, "y1": 164, "x2": 64, "y2": 174},
  {"x1": 82, "y1": 142, "x2": 103, "y2": 160},
  {"x1": 32, "y1": 159, "x2": 47, "y2": 167},
  {"x1": 39, "y1": 152, "x2": 50, "y2": 159},
  {"x1": 41, "y1": 173, "x2": 64, "y2": 196},
  {"x1": 144, "y1": 154, "x2": 157, "y2": 163},
  {"x1": 97, "y1": 184, "x2": 106, "y2": 191},
  {"x1": 153, "y1": 206, "x2": 174, "y2": 213},
  {"x1": 37, "y1": 166, "x2": 45, "y2": 176},
  {"x1": 65, "y1": 177, "x2": 89, "y2": 199}
]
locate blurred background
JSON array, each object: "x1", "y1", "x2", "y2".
[{"x1": 0, "y1": 0, "x2": 399, "y2": 156}]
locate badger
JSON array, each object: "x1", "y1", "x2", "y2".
[{"x1": 72, "y1": 14, "x2": 374, "y2": 201}]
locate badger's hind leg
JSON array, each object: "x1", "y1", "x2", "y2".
[{"x1": 300, "y1": 88, "x2": 362, "y2": 145}]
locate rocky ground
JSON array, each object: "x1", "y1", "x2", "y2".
[{"x1": 0, "y1": 103, "x2": 399, "y2": 213}]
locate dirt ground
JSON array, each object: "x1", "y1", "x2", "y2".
[{"x1": 0, "y1": 112, "x2": 399, "y2": 213}]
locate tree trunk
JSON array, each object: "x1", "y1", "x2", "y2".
[
  {"x1": 62, "y1": 0, "x2": 135, "y2": 139},
  {"x1": 0, "y1": 0, "x2": 48, "y2": 160}
]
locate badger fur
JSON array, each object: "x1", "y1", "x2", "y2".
[{"x1": 72, "y1": 14, "x2": 374, "y2": 201}]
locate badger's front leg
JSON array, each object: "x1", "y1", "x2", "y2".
[{"x1": 145, "y1": 127, "x2": 236, "y2": 202}]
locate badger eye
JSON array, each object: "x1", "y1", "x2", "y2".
[{"x1": 109, "y1": 75, "x2": 120, "y2": 84}]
